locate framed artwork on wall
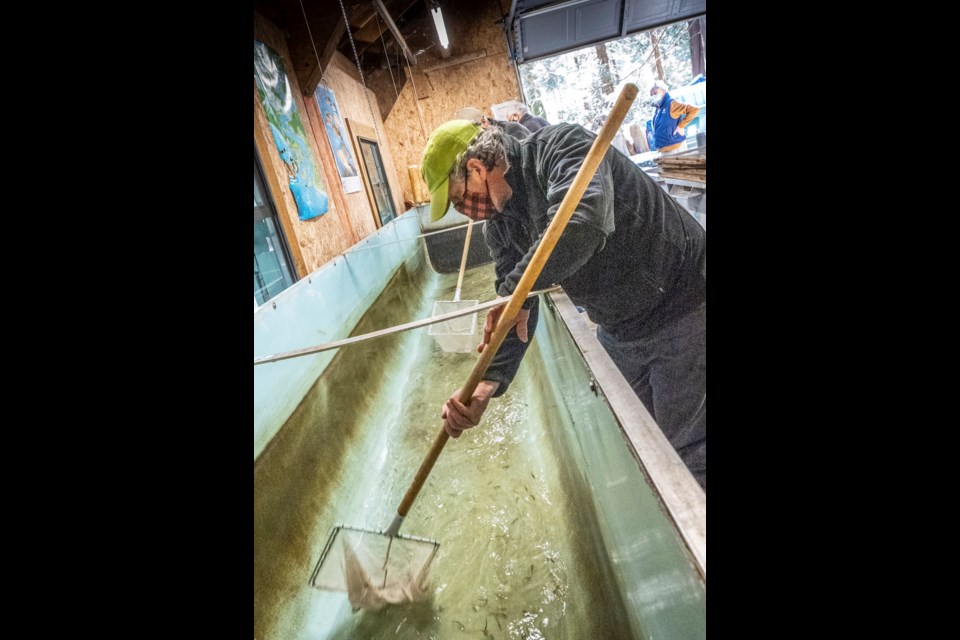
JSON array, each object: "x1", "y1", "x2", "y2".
[
  {"x1": 253, "y1": 40, "x2": 329, "y2": 220},
  {"x1": 315, "y1": 82, "x2": 363, "y2": 194},
  {"x1": 345, "y1": 118, "x2": 396, "y2": 228}
]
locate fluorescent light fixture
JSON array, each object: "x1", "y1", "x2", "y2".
[{"x1": 431, "y1": 6, "x2": 449, "y2": 49}]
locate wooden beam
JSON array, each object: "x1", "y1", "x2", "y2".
[
  {"x1": 354, "y1": 0, "x2": 420, "y2": 42},
  {"x1": 301, "y1": 15, "x2": 346, "y2": 97},
  {"x1": 354, "y1": 17, "x2": 389, "y2": 44},
  {"x1": 421, "y1": 49, "x2": 486, "y2": 74},
  {"x1": 372, "y1": 0, "x2": 418, "y2": 66},
  {"x1": 348, "y1": 2, "x2": 376, "y2": 30}
]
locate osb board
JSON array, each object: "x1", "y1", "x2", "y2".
[
  {"x1": 254, "y1": 12, "x2": 358, "y2": 275},
  {"x1": 384, "y1": 54, "x2": 521, "y2": 205},
  {"x1": 303, "y1": 96, "x2": 357, "y2": 245},
  {"x1": 322, "y1": 51, "x2": 406, "y2": 226},
  {"x1": 406, "y1": 65, "x2": 431, "y2": 98},
  {"x1": 440, "y1": 0, "x2": 511, "y2": 60},
  {"x1": 362, "y1": 65, "x2": 399, "y2": 121},
  {"x1": 326, "y1": 47, "x2": 361, "y2": 84},
  {"x1": 378, "y1": 0, "x2": 522, "y2": 206}
]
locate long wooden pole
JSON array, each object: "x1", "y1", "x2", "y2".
[{"x1": 394, "y1": 83, "x2": 639, "y2": 523}]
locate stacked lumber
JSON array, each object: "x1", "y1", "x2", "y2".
[{"x1": 657, "y1": 154, "x2": 706, "y2": 182}]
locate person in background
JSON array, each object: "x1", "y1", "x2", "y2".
[
  {"x1": 506, "y1": 102, "x2": 550, "y2": 133},
  {"x1": 455, "y1": 106, "x2": 531, "y2": 140},
  {"x1": 648, "y1": 80, "x2": 700, "y2": 153},
  {"x1": 419, "y1": 119, "x2": 706, "y2": 490}
]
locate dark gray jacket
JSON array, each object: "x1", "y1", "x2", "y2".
[
  {"x1": 483, "y1": 123, "x2": 706, "y2": 396},
  {"x1": 519, "y1": 112, "x2": 550, "y2": 133},
  {"x1": 486, "y1": 118, "x2": 531, "y2": 139}
]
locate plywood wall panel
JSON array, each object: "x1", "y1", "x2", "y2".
[
  {"x1": 321, "y1": 51, "x2": 406, "y2": 231},
  {"x1": 255, "y1": 1, "x2": 520, "y2": 259},
  {"x1": 254, "y1": 11, "x2": 357, "y2": 274},
  {"x1": 378, "y1": 0, "x2": 523, "y2": 206}
]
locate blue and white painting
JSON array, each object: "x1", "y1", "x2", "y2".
[
  {"x1": 315, "y1": 82, "x2": 362, "y2": 194},
  {"x1": 254, "y1": 40, "x2": 329, "y2": 220}
]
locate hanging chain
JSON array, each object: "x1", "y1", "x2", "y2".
[{"x1": 336, "y1": 0, "x2": 386, "y2": 148}]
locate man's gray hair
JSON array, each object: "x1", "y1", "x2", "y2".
[
  {"x1": 450, "y1": 125, "x2": 509, "y2": 182},
  {"x1": 510, "y1": 101, "x2": 530, "y2": 116},
  {"x1": 651, "y1": 79, "x2": 670, "y2": 92}
]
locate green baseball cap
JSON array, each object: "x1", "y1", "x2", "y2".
[{"x1": 421, "y1": 120, "x2": 482, "y2": 222}]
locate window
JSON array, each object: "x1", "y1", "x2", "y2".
[
  {"x1": 254, "y1": 149, "x2": 297, "y2": 306},
  {"x1": 345, "y1": 118, "x2": 397, "y2": 229},
  {"x1": 517, "y1": 16, "x2": 707, "y2": 153},
  {"x1": 358, "y1": 138, "x2": 396, "y2": 227}
]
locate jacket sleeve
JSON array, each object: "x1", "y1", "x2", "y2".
[
  {"x1": 496, "y1": 126, "x2": 612, "y2": 298},
  {"x1": 485, "y1": 220, "x2": 536, "y2": 311},
  {"x1": 669, "y1": 100, "x2": 700, "y2": 128},
  {"x1": 481, "y1": 220, "x2": 539, "y2": 398},
  {"x1": 481, "y1": 296, "x2": 539, "y2": 398}
]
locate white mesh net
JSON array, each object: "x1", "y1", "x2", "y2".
[{"x1": 311, "y1": 526, "x2": 440, "y2": 611}]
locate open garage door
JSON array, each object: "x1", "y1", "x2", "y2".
[{"x1": 506, "y1": 0, "x2": 705, "y2": 63}]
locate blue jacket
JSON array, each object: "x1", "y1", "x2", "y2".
[{"x1": 651, "y1": 93, "x2": 688, "y2": 150}]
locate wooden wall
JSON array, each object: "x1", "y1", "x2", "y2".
[
  {"x1": 254, "y1": 1, "x2": 522, "y2": 272},
  {"x1": 254, "y1": 12, "x2": 360, "y2": 276},
  {"x1": 379, "y1": 0, "x2": 524, "y2": 206},
  {"x1": 318, "y1": 51, "x2": 406, "y2": 228}
]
